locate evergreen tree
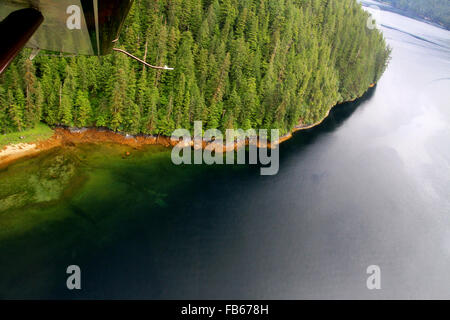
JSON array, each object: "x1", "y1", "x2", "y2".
[
  {"x1": 0, "y1": 0, "x2": 391, "y2": 137},
  {"x1": 75, "y1": 90, "x2": 92, "y2": 127}
]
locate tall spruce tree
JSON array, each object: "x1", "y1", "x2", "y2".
[{"x1": 0, "y1": 0, "x2": 391, "y2": 136}]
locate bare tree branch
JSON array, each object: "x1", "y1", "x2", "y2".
[{"x1": 112, "y1": 48, "x2": 174, "y2": 70}]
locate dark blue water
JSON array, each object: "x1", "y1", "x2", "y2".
[{"x1": 1, "y1": 3, "x2": 449, "y2": 299}]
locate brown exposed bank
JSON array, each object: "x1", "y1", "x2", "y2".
[{"x1": 0, "y1": 84, "x2": 376, "y2": 168}]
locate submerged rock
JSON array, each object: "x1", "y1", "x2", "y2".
[{"x1": 0, "y1": 151, "x2": 80, "y2": 212}]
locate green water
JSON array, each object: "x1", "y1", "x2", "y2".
[
  {"x1": 1, "y1": 4, "x2": 450, "y2": 298},
  {"x1": 0, "y1": 143, "x2": 220, "y2": 298}
]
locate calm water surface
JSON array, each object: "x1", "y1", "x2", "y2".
[{"x1": 0, "y1": 4, "x2": 449, "y2": 299}]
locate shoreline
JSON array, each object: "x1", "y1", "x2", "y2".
[{"x1": 0, "y1": 84, "x2": 375, "y2": 168}]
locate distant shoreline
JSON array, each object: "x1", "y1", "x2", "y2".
[
  {"x1": 0, "y1": 84, "x2": 376, "y2": 168},
  {"x1": 368, "y1": 0, "x2": 449, "y2": 31}
]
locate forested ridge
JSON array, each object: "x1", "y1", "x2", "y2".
[
  {"x1": 381, "y1": 0, "x2": 450, "y2": 30},
  {"x1": 0, "y1": 0, "x2": 390, "y2": 137}
]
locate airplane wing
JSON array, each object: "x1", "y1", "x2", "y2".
[{"x1": 0, "y1": 0, "x2": 133, "y2": 73}]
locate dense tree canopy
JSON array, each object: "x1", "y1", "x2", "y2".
[{"x1": 0, "y1": 0, "x2": 390, "y2": 136}]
